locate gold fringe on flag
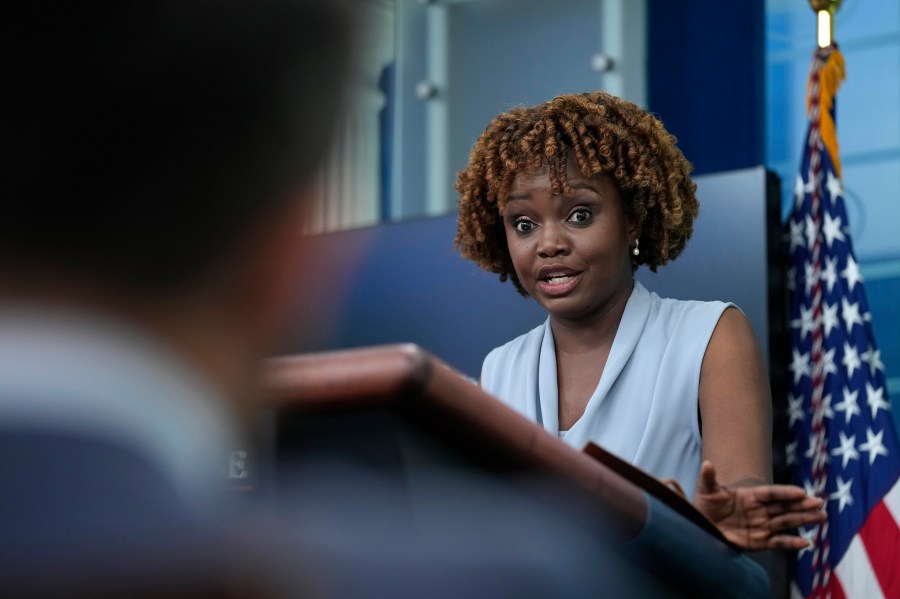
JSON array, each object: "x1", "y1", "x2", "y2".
[{"x1": 807, "y1": 47, "x2": 846, "y2": 177}]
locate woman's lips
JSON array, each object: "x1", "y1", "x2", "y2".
[{"x1": 536, "y1": 271, "x2": 582, "y2": 297}]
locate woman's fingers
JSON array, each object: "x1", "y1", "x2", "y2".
[
  {"x1": 765, "y1": 533, "x2": 815, "y2": 551},
  {"x1": 750, "y1": 484, "x2": 819, "y2": 503},
  {"x1": 728, "y1": 527, "x2": 820, "y2": 551},
  {"x1": 697, "y1": 460, "x2": 719, "y2": 494},
  {"x1": 766, "y1": 510, "x2": 828, "y2": 531},
  {"x1": 760, "y1": 497, "x2": 825, "y2": 517}
]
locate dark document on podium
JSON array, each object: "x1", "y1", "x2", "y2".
[{"x1": 582, "y1": 441, "x2": 731, "y2": 546}]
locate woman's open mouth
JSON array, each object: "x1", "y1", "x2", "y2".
[{"x1": 536, "y1": 266, "x2": 582, "y2": 297}]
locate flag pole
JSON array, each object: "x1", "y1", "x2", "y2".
[{"x1": 809, "y1": 0, "x2": 841, "y2": 48}]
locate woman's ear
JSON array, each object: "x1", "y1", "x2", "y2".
[{"x1": 627, "y1": 218, "x2": 641, "y2": 246}]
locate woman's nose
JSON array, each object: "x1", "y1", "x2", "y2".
[{"x1": 537, "y1": 222, "x2": 570, "y2": 258}]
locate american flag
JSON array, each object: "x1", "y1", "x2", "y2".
[{"x1": 786, "y1": 44, "x2": 900, "y2": 598}]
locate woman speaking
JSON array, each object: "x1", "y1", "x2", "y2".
[{"x1": 455, "y1": 91, "x2": 824, "y2": 551}]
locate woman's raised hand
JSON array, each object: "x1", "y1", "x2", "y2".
[{"x1": 692, "y1": 460, "x2": 827, "y2": 552}]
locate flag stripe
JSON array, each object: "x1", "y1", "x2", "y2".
[
  {"x1": 831, "y1": 575, "x2": 848, "y2": 599},
  {"x1": 883, "y1": 476, "x2": 900, "y2": 523},
  {"x1": 834, "y1": 535, "x2": 885, "y2": 599},
  {"x1": 858, "y1": 501, "x2": 900, "y2": 598}
]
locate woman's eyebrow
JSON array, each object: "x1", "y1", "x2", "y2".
[
  {"x1": 505, "y1": 192, "x2": 531, "y2": 201},
  {"x1": 568, "y1": 181, "x2": 599, "y2": 192}
]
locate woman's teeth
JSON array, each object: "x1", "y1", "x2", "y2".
[{"x1": 546, "y1": 275, "x2": 573, "y2": 284}]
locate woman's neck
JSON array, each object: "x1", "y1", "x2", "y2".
[{"x1": 549, "y1": 280, "x2": 633, "y2": 355}]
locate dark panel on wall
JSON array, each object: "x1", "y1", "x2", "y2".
[{"x1": 647, "y1": 0, "x2": 765, "y2": 175}]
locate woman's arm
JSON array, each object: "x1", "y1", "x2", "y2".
[
  {"x1": 698, "y1": 307, "x2": 772, "y2": 487},
  {"x1": 695, "y1": 307, "x2": 825, "y2": 551}
]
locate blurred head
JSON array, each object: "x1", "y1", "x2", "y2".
[
  {"x1": 1, "y1": 0, "x2": 350, "y2": 296},
  {"x1": 455, "y1": 91, "x2": 698, "y2": 296},
  {"x1": 0, "y1": 1, "x2": 353, "y2": 394}
]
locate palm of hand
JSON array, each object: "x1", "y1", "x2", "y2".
[
  {"x1": 695, "y1": 485, "x2": 786, "y2": 551},
  {"x1": 692, "y1": 461, "x2": 826, "y2": 552}
]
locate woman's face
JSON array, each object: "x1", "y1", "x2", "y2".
[{"x1": 503, "y1": 159, "x2": 636, "y2": 323}]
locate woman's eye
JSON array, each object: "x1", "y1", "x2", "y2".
[
  {"x1": 568, "y1": 208, "x2": 592, "y2": 224},
  {"x1": 514, "y1": 219, "x2": 535, "y2": 233}
]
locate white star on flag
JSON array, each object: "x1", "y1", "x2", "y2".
[
  {"x1": 841, "y1": 297, "x2": 863, "y2": 332},
  {"x1": 788, "y1": 393, "x2": 806, "y2": 426},
  {"x1": 826, "y1": 169, "x2": 843, "y2": 199},
  {"x1": 822, "y1": 348, "x2": 838, "y2": 379},
  {"x1": 866, "y1": 382, "x2": 890, "y2": 419},
  {"x1": 803, "y1": 479, "x2": 817, "y2": 499},
  {"x1": 821, "y1": 255, "x2": 838, "y2": 293},
  {"x1": 841, "y1": 254, "x2": 863, "y2": 292},
  {"x1": 842, "y1": 342, "x2": 861, "y2": 379},
  {"x1": 804, "y1": 261, "x2": 817, "y2": 295},
  {"x1": 821, "y1": 393, "x2": 835, "y2": 420},
  {"x1": 861, "y1": 346, "x2": 884, "y2": 377},
  {"x1": 822, "y1": 301, "x2": 840, "y2": 337},
  {"x1": 805, "y1": 215, "x2": 817, "y2": 250},
  {"x1": 831, "y1": 431, "x2": 859, "y2": 469},
  {"x1": 789, "y1": 218, "x2": 806, "y2": 253},
  {"x1": 858, "y1": 427, "x2": 889, "y2": 465},
  {"x1": 798, "y1": 525, "x2": 819, "y2": 559},
  {"x1": 834, "y1": 387, "x2": 861, "y2": 424},
  {"x1": 804, "y1": 442, "x2": 816, "y2": 461},
  {"x1": 829, "y1": 476, "x2": 854, "y2": 513},
  {"x1": 791, "y1": 349, "x2": 812, "y2": 384},
  {"x1": 786, "y1": 440, "x2": 799, "y2": 466},
  {"x1": 794, "y1": 174, "x2": 806, "y2": 204},
  {"x1": 822, "y1": 212, "x2": 846, "y2": 247},
  {"x1": 791, "y1": 303, "x2": 816, "y2": 341}
]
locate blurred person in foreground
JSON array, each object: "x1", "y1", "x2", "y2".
[
  {"x1": 0, "y1": 3, "x2": 654, "y2": 597},
  {"x1": 0, "y1": 0, "x2": 354, "y2": 594}
]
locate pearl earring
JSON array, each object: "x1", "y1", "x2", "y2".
[{"x1": 632, "y1": 239, "x2": 640, "y2": 256}]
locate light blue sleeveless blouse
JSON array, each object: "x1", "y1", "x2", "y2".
[{"x1": 481, "y1": 281, "x2": 732, "y2": 499}]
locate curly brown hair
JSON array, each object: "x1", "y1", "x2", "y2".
[{"x1": 454, "y1": 91, "x2": 698, "y2": 295}]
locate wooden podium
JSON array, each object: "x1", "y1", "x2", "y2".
[{"x1": 260, "y1": 344, "x2": 769, "y2": 598}]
